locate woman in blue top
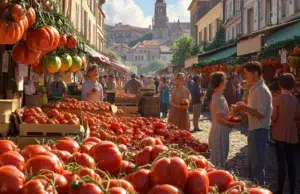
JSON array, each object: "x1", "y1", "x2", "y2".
[{"x1": 159, "y1": 76, "x2": 170, "y2": 118}]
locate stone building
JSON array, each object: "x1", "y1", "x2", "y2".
[{"x1": 152, "y1": 0, "x2": 191, "y2": 44}]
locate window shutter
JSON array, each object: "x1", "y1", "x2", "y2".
[
  {"x1": 271, "y1": 0, "x2": 278, "y2": 25},
  {"x1": 260, "y1": 0, "x2": 265, "y2": 28},
  {"x1": 253, "y1": 0, "x2": 259, "y2": 31},
  {"x1": 243, "y1": 10, "x2": 248, "y2": 34},
  {"x1": 288, "y1": 0, "x2": 295, "y2": 16}
]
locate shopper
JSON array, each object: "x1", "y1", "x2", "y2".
[
  {"x1": 124, "y1": 74, "x2": 142, "y2": 95},
  {"x1": 208, "y1": 72, "x2": 239, "y2": 168},
  {"x1": 235, "y1": 62, "x2": 272, "y2": 185},
  {"x1": 159, "y1": 76, "x2": 170, "y2": 118},
  {"x1": 190, "y1": 75, "x2": 203, "y2": 132},
  {"x1": 223, "y1": 72, "x2": 237, "y2": 107},
  {"x1": 168, "y1": 73, "x2": 191, "y2": 130},
  {"x1": 107, "y1": 74, "x2": 117, "y2": 91},
  {"x1": 271, "y1": 73, "x2": 299, "y2": 194},
  {"x1": 82, "y1": 65, "x2": 103, "y2": 102},
  {"x1": 154, "y1": 77, "x2": 160, "y2": 94},
  {"x1": 49, "y1": 74, "x2": 67, "y2": 97}
]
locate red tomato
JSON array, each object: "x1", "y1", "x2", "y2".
[
  {"x1": 21, "y1": 144, "x2": 48, "y2": 161},
  {"x1": 56, "y1": 138, "x2": 80, "y2": 154},
  {"x1": 47, "y1": 109, "x2": 60, "y2": 118},
  {"x1": 24, "y1": 154, "x2": 64, "y2": 176},
  {"x1": 125, "y1": 169, "x2": 151, "y2": 194},
  {"x1": 186, "y1": 169, "x2": 209, "y2": 194},
  {"x1": 70, "y1": 152, "x2": 95, "y2": 168},
  {"x1": 51, "y1": 149, "x2": 72, "y2": 162},
  {"x1": 141, "y1": 137, "x2": 163, "y2": 148},
  {"x1": 0, "y1": 140, "x2": 18, "y2": 155},
  {"x1": 44, "y1": 173, "x2": 68, "y2": 194},
  {"x1": 62, "y1": 170, "x2": 80, "y2": 186},
  {"x1": 150, "y1": 157, "x2": 188, "y2": 188},
  {"x1": 248, "y1": 188, "x2": 273, "y2": 194},
  {"x1": 118, "y1": 160, "x2": 136, "y2": 174},
  {"x1": 0, "y1": 151, "x2": 25, "y2": 171},
  {"x1": 89, "y1": 141, "x2": 122, "y2": 174},
  {"x1": 84, "y1": 137, "x2": 102, "y2": 144},
  {"x1": 151, "y1": 145, "x2": 168, "y2": 162},
  {"x1": 187, "y1": 155, "x2": 208, "y2": 169},
  {"x1": 64, "y1": 112, "x2": 73, "y2": 120},
  {"x1": 226, "y1": 181, "x2": 247, "y2": 192},
  {"x1": 207, "y1": 170, "x2": 234, "y2": 192},
  {"x1": 148, "y1": 184, "x2": 184, "y2": 194},
  {"x1": 77, "y1": 167, "x2": 101, "y2": 181},
  {"x1": 135, "y1": 146, "x2": 152, "y2": 166},
  {"x1": 102, "y1": 179, "x2": 134, "y2": 192},
  {"x1": 0, "y1": 165, "x2": 25, "y2": 194},
  {"x1": 80, "y1": 142, "x2": 97, "y2": 154},
  {"x1": 108, "y1": 187, "x2": 127, "y2": 194},
  {"x1": 21, "y1": 178, "x2": 55, "y2": 194}
]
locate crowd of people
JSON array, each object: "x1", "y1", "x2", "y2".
[{"x1": 47, "y1": 62, "x2": 298, "y2": 194}]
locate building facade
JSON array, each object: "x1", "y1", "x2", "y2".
[
  {"x1": 223, "y1": 0, "x2": 242, "y2": 42},
  {"x1": 106, "y1": 23, "x2": 152, "y2": 47},
  {"x1": 153, "y1": 0, "x2": 191, "y2": 44},
  {"x1": 60, "y1": 0, "x2": 106, "y2": 52}
]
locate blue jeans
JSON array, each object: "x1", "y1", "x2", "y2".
[{"x1": 248, "y1": 128, "x2": 269, "y2": 185}]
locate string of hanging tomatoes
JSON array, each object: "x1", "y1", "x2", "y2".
[{"x1": 0, "y1": 0, "x2": 87, "y2": 74}]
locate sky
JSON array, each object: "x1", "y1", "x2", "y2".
[{"x1": 103, "y1": 0, "x2": 192, "y2": 28}]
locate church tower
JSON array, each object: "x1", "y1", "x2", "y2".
[{"x1": 152, "y1": 0, "x2": 169, "y2": 41}]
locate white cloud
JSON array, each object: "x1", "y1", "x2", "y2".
[
  {"x1": 103, "y1": 0, "x2": 191, "y2": 28},
  {"x1": 103, "y1": 0, "x2": 152, "y2": 28},
  {"x1": 168, "y1": 0, "x2": 191, "y2": 23}
]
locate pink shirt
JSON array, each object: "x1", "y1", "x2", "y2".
[{"x1": 272, "y1": 93, "x2": 300, "y2": 144}]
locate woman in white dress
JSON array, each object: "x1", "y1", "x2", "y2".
[{"x1": 208, "y1": 72, "x2": 239, "y2": 168}]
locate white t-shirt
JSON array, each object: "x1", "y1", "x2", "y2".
[{"x1": 82, "y1": 80, "x2": 103, "y2": 102}]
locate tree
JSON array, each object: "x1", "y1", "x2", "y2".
[
  {"x1": 171, "y1": 34, "x2": 200, "y2": 66},
  {"x1": 139, "y1": 60, "x2": 168, "y2": 75},
  {"x1": 128, "y1": 33, "x2": 153, "y2": 47},
  {"x1": 203, "y1": 23, "x2": 226, "y2": 52}
]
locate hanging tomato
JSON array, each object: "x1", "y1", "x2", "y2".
[
  {"x1": 11, "y1": 41, "x2": 41, "y2": 65},
  {"x1": 11, "y1": 4, "x2": 25, "y2": 22},
  {"x1": 69, "y1": 56, "x2": 82, "y2": 73},
  {"x1": 59, "y1": 54, "x2": 73, "y2": 72},
  {"x1": 26, "y1": 7, "x2": 36, "y2": 28},
  {"x1": 65, "y1": 35, "x2": 78, "y2": 49},
  {"x1": 293, "y1": 47, "x2": 300, "y2": 57},
  {"x1": 43, "y1": 56, "x2": 62, "y2": 74},
  {"x1": 58, "y1": 34, "x2": 67, "y2": 47}
]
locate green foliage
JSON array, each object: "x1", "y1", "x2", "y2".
[
  {"x1": 129, "y1": 65, "x2": 138, "y2": 74},
  {"x1": 171, "y1": 34, "x2": 200, "y2": 66},
  {"x1": 139, "y1": 60, "x2": 168, "y2": 75},
  {"x1": 258, "y1": 36, "x2": 300, "y2": 59},
  {"x1": 202, "y1": 24, "x2": 226, "y2": 52},
  {"x1": 128, "y1": 33, "x2": 153, "y2": 47}
]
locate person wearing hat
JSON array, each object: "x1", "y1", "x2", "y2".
[
  {"x1": 190, "y1": 75, "x2": 203, "y2": 132},
  {"x1": 82, "y1": 65, "x2": 103, "y2": 102}
]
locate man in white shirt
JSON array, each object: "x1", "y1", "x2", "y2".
[{"x1": 235, "y1": 62, "x2": 272, "y2": 185}]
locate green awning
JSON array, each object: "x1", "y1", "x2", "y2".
[
  {"x1": 201, "y1": 46, "x2": 237, "y2": 63},
  {"x1": 265, "y1": 21, "x2": 300, "y2": 45}
]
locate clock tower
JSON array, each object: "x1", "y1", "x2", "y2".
[{"x1": 152, "y1": 0, "x2": 169, "y2": 41}]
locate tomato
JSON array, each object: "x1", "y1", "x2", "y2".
[
  {"x1": 226, "y1": 181, "x2": 247, "y2": 192},
  {"x1": 141, "y1": 137, "x2": 163, "y2": 148},
  {"x1": 150, "y1": 157, "x2": 188, "y2": 188},
  {"x1": 21, "y1": 144, "x2": 48, "y2": 161},
  {"x1": 89, "y1": 141, "x2": 122, "y2": 174},
  {"x1": 51, "y1": 149, "x2": 72, "y2": 162},
  {"x1": 248, "y1": 188, "x2": 273, "y2": 194},
  {"x1": 44, "y1": 173, "x2": 68, "y2": 194},
  {"x1": 0, "y1": 151, "x2": 25, "y2": 171},
  {"x1": 80, "y1": 142, "x2": 97, "y2": 154},
  {"x1": 102, "y1": 179, "x2": 134, "y2": 192},
  {"x1": 58, "y1": 34, "x2": 67, "y2": 47},
  {"x1": 64, "y1": 112, "x2": 73, "y2": 120},
  {"x1": 151, "y1": 145, "x2": 168, "y2": 162},
  {"x1": 56, "y1": 138, "x2": 80, "y2": 154},
  {"x1": 186, "y1": 155, "x2": 208, "y2": 169},
  {"x1": 47, "y1": 109, "x2": 60, "y2": 118},
  {"x1": 11, "y1": 41, "x2": 41, "y2": 65},
  {"x1": 24, "y1": 154, "x2": 64, "y2": 176},
  {"x1": 70, "y1": 152, "x2": 95, "y2": 168},
  {"x1": 66, "y1": 35, "x2": 78, "y2": 49},
  {"x1": 43, "y1": 55, "x2": 62, "y2": 74},
  {"x1": 148, "y1": 184, "x2": 184, "y2": 194},
  {"x1": 26, "y1": 7, "x2": 36, "y2": 27},
  {"x1": 186, "y1": 169, "x2": 209, "y2": 194},
  {"x1": 0, "y1": 140, "x2": 18, "y2": 155},
  {"x1": 135, "y1": 146, "x2": 152, "y2": 166},
  {"x1": 118, "y1": 160, "x2": 136, "y2": 174},
  {"x1": 77, "y1": 168, "x2": 101, "y2": 181},
  {"x1": 125, "y1": 169, "x2": 151, "y2": 194},
  {"x1": 62, "y1": 170, "x2": 80, "y2": 186},
  {"x1": 21, "y1": 178, "x2": 55, "y2": 194},
  {"x1": 207, "y1": 170, "x2": 234, "y2": 192},
  {"x1": 108, "y1": 187, "x2": 127, "y2": 194},
  {"x1": 84, "y1": 137, "x2": 102, "y2": 144},
  {"x1": 0, "y1": 165, "x2": 25, "y2": 194}
]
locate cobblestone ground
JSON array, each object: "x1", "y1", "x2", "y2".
[{"x1": 191, "y1": 112, "x2": 300, "y2": 194}]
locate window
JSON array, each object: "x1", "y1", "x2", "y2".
[
  {"x1": 233, "y1": 0, "x2": 236, "y2": 15},
  {"x1": 236, "y1": 23, "x2": 239, "y2": 36},
  {"x1": 138, "y1": 56, "x2": 140, "y2": 61},
  {"x1": 247, "y1": 8, "x2": 254, "y2": 33},
  {"x1": 141, "y1": 56, "x2": 144, "y2": 61},
  {"x1": 93, "y1": 24, "x2": 96, "y2": 45},
  {"x1": 76, "y1": 3, "x2": 80, "y2": 30},
  {"x1": 208, "y1": 24, "x2": 213, "y2": 42},
  {"x1": 232, "y1": 26, "x2": 235, "y2": 39},
  {"x1": 89, "y1": 20, "x2": 91, "y2": 41},
  {"x1": 229, "y1": 2, "x2": 233, "y2": 17},
  {"x1": 236, "y1": 0, "x2": 240, "y2": 12},
  {"x1": 135, "y1": 56, "x2": 137, "y2": 61},
  {"x1": 204, "y1": 27, "x2": 207, "y2": 42},
  {"x1": 198, "y1": 31, "x2": 202, "y2": 43},
  {"x1": 267, "y1": 0, "x2": 273, "y2": 25},
  {"x1": 281, "y1": 0, "x2": 285, "y2": 18},
  {"x1": 83, "y1": 10, "x2": 88, "y2": 38}
]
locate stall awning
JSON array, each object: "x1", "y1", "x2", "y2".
[
  {"x1": 200, "y1": 46, "x2": 237, "y2": 63},
  {"x1": 265, "y1": 21, "x2": 300, "y2": 45},
  {"x1": 184, "y1": 55, "x2": 198, "y2": 68},
  {"x1": 110, "y1": 60, "x2": 131, "y2": 74},
  {"x1": 85, "y1": 45, "x2": 110, "y2": 64}
]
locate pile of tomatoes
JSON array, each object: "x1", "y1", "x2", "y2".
[
  {"x1": 48, "y1": 98, "x2": 112, "y2": 112},
  {"x1": 19, "y1": 107, "x2": 80, "y2": 125},
  {"x1": 0, "y1": 137, "x2": 272, "y2": 194},
  {"x1": 83, "y1": 111, "x2": 208, "y2": 153}
]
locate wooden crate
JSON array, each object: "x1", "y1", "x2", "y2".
[
  {"x1": 19, "y1": 124, "x2": 85, "y2": 136},
  {"x1": 0, "y1": 113, "x2": 10, "y2": 124},
  {"x1": 0, "y1": 99, "x2": 20, "y2": 115},
  {"x1": 25, "y1": 94, "x2": 43, "y2": 107},
  {"x1": 17, "y1": 136, "x2": 63, "y2": 149},
  {"x1": 0, "y1": 123, "x2": 9, "y2": 137}
]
